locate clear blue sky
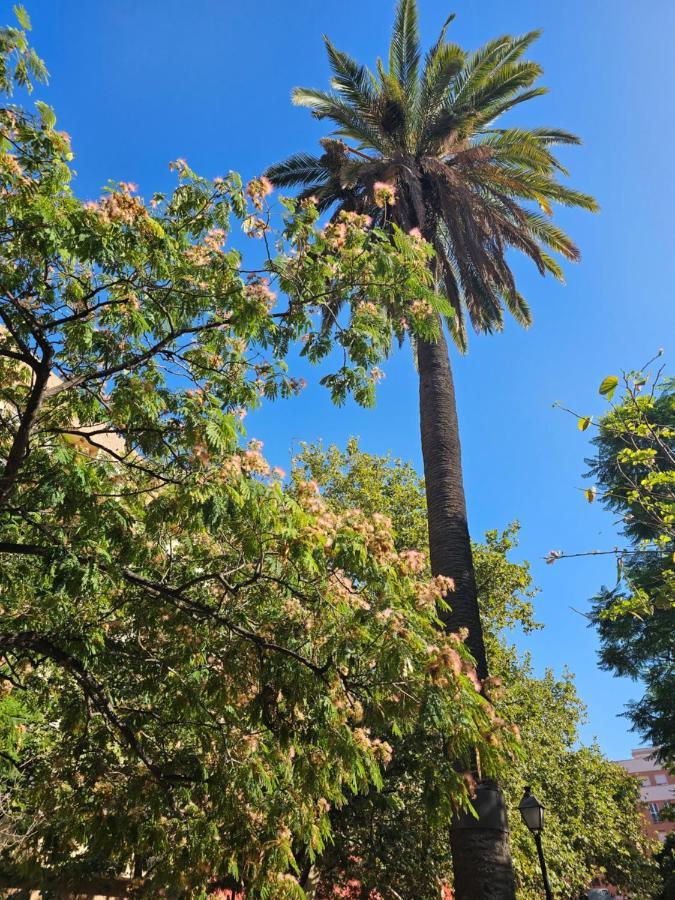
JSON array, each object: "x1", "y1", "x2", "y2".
[{"x1": 16, "y1": 0, "x2": 675, "y2": 760}]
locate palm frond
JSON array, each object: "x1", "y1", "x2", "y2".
[
  {"x1": 292, "y1": 87, "x2": 384, "y2": 149},
  {"x1": 520, "y1": 210, "x2": 580, "y2": 260},
  {"x1": 468, "y1": 86, "x2": 548, "y2": 131},
  {"x1": 428, "y1": 12, "x2": 456, "y2": 59},
  {"x1": 480, "y1": 128, "x2": 570, "y2": 175},
  {"x1": 418, "y1": 11, "x2": 462, "y2": 123},
  {"x1": 451, "y1": 32, "x2": 539, "y2": 107},
  {"x1": 269, "y1": 12, "x2": 596, "y2": 348},
  {"x1": 442, "y1": 31, "x2": 542, "y2": 138},
  {"x1": 418, "y1": 42, "x2": 465, "y2": 146},
  {"x1": 323, "y1": 37, "x2": 379, "y2": 117},
  {"x1": 484, "y1": 126, "x2": 581, "y2": 147},
  {"x1": 481, "y1": 165, "x2": 599, "y2": 212},
  {"x1": 537, "y1": 249, "x2": 566, "y2": 280},
  {"x1": 503, "y1": 290, "x2": 532, "y2": 326},
  {"x1": 265, "y1": 153, "x2": 329, "y2": 188},
  {"x1": 464, "y1": 60, "x2": 543, "y2": 111},
  {"x1": 389, "y1": 0, "x2": 421, "y2": 93}
]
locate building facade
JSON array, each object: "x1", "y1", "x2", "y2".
[{"x1": 615, "y1": 747, "x2": 674, "y2": 843}]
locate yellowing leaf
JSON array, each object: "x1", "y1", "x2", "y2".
[
  {"x1": 598, "y1": 375, "x2": 619, "y2": 400},
  {"x1": 585, "y1": 487, "x2": 596, "y2": 504},
  {"x1": 13, "y1": 4, "x2": 31, "y2": 29},
  {"x1": 535, "y1": 193, "x2": 553, "y2": 216},
  {"x1": 35, "y1": 100, "x2": 56, "y2": 129},
  {"x1": 578, "y1": 416, "x2": 592, "y2": 431}
]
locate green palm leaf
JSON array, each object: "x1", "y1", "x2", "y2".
[
  {"x1": 264, "y1": 153, "x2": 328, "y2": 188},
  {"x1": 269, "y1": 1, "x2": 596, "y2": 347},
  {"x1": 389, "y1": 0, "x2": 421, "y2": 94}
]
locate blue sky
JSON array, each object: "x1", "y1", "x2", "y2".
[{"x1": 16, "y1": 0, "x2": 675, "y2": 760}]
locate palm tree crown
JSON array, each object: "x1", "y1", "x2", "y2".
[{"x1": 266, "y1": 0, "x2": 597, "y2": 347}]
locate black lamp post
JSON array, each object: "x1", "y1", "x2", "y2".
[{"x1": 519, "y1": 786, "x2": 553, "y2": 900}]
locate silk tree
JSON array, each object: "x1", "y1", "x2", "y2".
[{"x1": 267, "y1": 2, "x2": 596, "y2": 897}]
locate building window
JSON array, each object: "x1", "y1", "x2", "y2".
[
  {"x1": 642, "y1": 777, "x2": 651, "y2": 786},
  {"x1": 654, "y1": 774, "x2": 668, "y2": 785},
  {"x1": 648, "y1": 803, "x2": 660, "y2": 823}
]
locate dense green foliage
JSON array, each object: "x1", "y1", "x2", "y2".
[
  {"x1": 591, "y1": 377, "x2": 674, "y2": 761},
  {"x1": 655, "y1": 833, "x2": 675, "y2": 900},
  {"x1": 269, "y1": 13, "x2": 596, "y2": 895},
  {"x1": 585, "y1": 366, "x2": 674, "y2": 616},
  {"x1": 0, "y1": 13, "x2": 517, "y2": 897},
  {"x1": 565, "y1": 366, "x2": 674, "y2": 765},
  {"x1": 267, "y1": 0, "x2": 596, "y2": 350},
  {"x1": 0, "y1": 6, "x2": 660, "y2": 898},
  {"x1": 294, "y1": 441, "x2": 660, "y2": 899}
]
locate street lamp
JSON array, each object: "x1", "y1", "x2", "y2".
[{"x1": 519, "y1": 786, "x2": 553, "y2": 900}]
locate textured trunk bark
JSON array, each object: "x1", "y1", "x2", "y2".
[
  {"x1": 417, "y1": 329, "x2": 486, "y2": 674},
  {"x1": 417, "y1": 327, "x2": 516, "y2": 900},
  {"x1": 449, "y1": 779, "x2": 516, "y2": 900}
]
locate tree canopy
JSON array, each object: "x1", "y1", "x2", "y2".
[
  {"x1": 0, "y1": 7, "x2": 663, "y2": 898},
  {"x1": 552, "y1": 363, "x2": 674, "y2": 766},
  {"x1": 583, "y1": 365, "x2": 674, "y2": 766},
  {"x1": 267, "y1": 0, "x2": 596, "y2": 349},
  {"x1": 293, "y1": 440, "x2": 660, "y2": 900},
  {"x1": 0, "y1": 12, "x2": 516, "y2": 896}
]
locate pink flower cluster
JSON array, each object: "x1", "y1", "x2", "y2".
[
  {"x1": 87, "y1": 189, "x2": 148, "y2": 227},
  {"x1": 203, "y1": 228, "x2": 227, "y2": 252},
  {"x1": 218, "y1": 439, "x2": 274, "y2": 481},
  {"x1": 324, "y1": 220, "x2": 348, "y2": 249},
  {"x1": 410, "y1": 298, "x2": 434, "y2": 320},
  {"x1": 329, "y1": 570, "x2": 370, "y2": 610},
  {"x1": 352, "y1": 727, "x2": 393, "y2": 765},
  {"x1": 342, "y1": 510, "x2": 396, "y2": 562},
  {"x1": 244, "y1": 277, "x2": 277, "y2": 312},
  {"x1": 0, "y1": 153, "x2": 25, "y2": 180},
  {"x1": 296, "y1": 479, "x2": 327, "y2": 515},
  {"x1": 297, "y1": 480, "x2": 341, "y2": 545},
  {"x1": 398, "y1": 549, "x2": 427, "y2": 574},
  {"x1": 242, "y1": 214, "x2": 269, "y2": 238},
  {"x1": 184, "y1": 244, "x2": 211, "y2": 267},
  {"x1": 341, "y1": 210, "x2": 372, "y2": 228},
  {"x1": 169, "y1": 158, "x2": 189, "y2": 174},
  {"x1": 373, "y1": 180, "x2": 396, "y2": 208},
  {"x1": 242, "y1": 438, "x2": 270, "y2": 476},
  {"x1": 323, "y1": 211, "x2": 373, "y2": 250},
  {"x1": 425, "y1": 643, "x2": 463, "y2": 683},
  {"x1": 415, "y1": 573, "x2": 455, "y2": 612},
  {"x1": 246, "y1": 175, "x2": 273, "y2": 210},
  {"x1": 354, "y1": 301, "x2": 379, "y2": 319}
]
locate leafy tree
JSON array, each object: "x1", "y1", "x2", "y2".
[
  {"x1": 0, "y1": 13, "x2": 514, "y2": 897},
  {"x1": 553, "y1": 361, "x2": 674, "y2": 613},
  {"x1": 267, "y1": 4, "x2": 596, "y2": 894},
  {"x1": 555, "y1": 364, "x2": 674, "y2": 765},
  {"x1": 655, "y1": 833, "x2": 675, "y2": 900},
  {"x1": 593, "y1": 601, "x2": 675, "y2": 768},
  {"x1": 294, "y1": 441, "x2": 660, "y2": 900}
]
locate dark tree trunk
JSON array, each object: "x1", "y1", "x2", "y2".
[
  {"x1": 417, "y1": 327, "x2": 516, "y2": 900},
  {"x1": 417, "y1": 329, "x2": 486, "y2": 676}
]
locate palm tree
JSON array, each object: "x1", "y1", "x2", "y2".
[{"x1": 267, "y1": 3, "x2": 596, "y2": 897}]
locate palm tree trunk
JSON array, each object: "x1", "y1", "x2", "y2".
[{"x1": 417, "y1": 326, "x2": 516, "y2": 900}]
